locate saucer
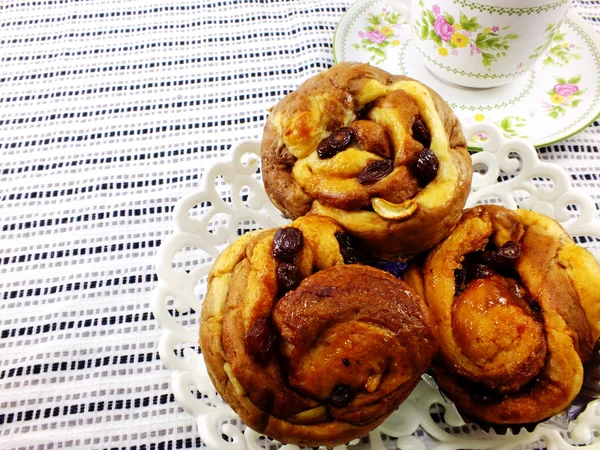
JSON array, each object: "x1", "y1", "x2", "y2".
[{"x1": 333, "y1": 0, "x2": 600, "y2": 148}]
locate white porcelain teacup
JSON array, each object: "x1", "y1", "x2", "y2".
[{"x1": 410, "y1": 0, "x2": 573, "y2": 88}]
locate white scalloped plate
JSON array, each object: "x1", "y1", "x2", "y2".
[{"x1": 152, "y1": 124, "x2": 600, "y2": 450}]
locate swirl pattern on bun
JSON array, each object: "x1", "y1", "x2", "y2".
[
  {"x1": 200, "y1": 215, "x2": 438, "y2": 447},
  {"x1": 261, "y1": 62, "x2": 472, "y2": 258},
  {"x1": 403, "y1": 205, "x2": 600, "y2": 425}
]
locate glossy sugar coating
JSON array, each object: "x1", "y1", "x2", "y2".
[
  {"x1": 405, "y1": 205, "x2": 600, "y2": 425},
  {"x1": 199, "y1": 215, "x2": 438, "y2": 448}
]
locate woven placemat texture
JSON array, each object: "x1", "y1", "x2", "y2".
[{"x1": 1, "y1": 0, "x2": 599, "y2": 448}]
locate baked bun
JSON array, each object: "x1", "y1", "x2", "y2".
[
  {"x1": 199, "y1": 215, "x2": 438, "y2": 447},
  {"x1": 261, "y1": 62, "x2": 472, "y2": 258},
  {"x1": 403, "y1": 205, "x2": 600, "y2": 425}
]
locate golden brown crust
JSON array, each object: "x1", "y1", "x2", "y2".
[
  {"x1": 405, "y1": 205, "x2": 600, "y2": 425},
  {"x1": 261, "y1": 62, "x2": 472, "y2": 258},
  {"x1": 200, "y1": 215, "x2": 438, "y2": 447}
]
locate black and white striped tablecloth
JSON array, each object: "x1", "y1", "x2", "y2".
[{"x1": 1, "y1": 0, "x2": 599, "y2": 448}]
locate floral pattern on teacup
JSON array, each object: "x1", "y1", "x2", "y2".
[
  {"x1": 414, "y1": 0, "x2": 518, "y2": 69},
  {"x1": 353, "y1": 8, "x2": 406, "y2": 64},
  {"x1": 529, "y1": 22, "x2": 581, "y2": 67},
  {"x1": 542, "y1": 75, "x2": 586, "y2": 119}
]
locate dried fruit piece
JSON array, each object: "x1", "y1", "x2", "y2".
[
  {"x1": 528, "y1": 298, "x2": 542, "y2": 313},
  {"x1": 470, "y1": 383, "x2": 503, "y2": 406},
  {"x1": 468, "y1": 263, "x2": 495, "y2": 280},
  {"x1": 272, "y1": 227, "x2": 304, "y2": 262},
  {"x1": 358, "y1": 159, "x2": 393, "y2": 185},
  {"x1": 245, "y1": 317, "x2": 278, "y2": 365},
  {"x1": 329, "y1": 384, "x2": 354, "y2": 408},
  {"x1": 454, "y1": 268, "x2": 468, "y2": 294},
  {"x1": 277, "y1": 262, "x2": 301, "y2": 295},
  {"x1": 365, "y1": 258, "x2": 407, "y2": 278},
  {"x1": 334, "y1": 231, "x2": 360, "y2": 264},
  {"x1": 412, "y1": 116, "x2": 431, "y2": 148},
  {"x1": 317, "y1": 127, "x2": 354, "y2": 159},
  {"x1": 481, "y1": 241, "x2": 521, "y2": 269},
  {"x1": 414, "y1": 148, "x2": 439, "y2": 187}
]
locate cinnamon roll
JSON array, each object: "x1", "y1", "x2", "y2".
[
  {"x1": 200, "y1": 215, "x2": 438, "y2": 447},
  {"x1": 261, "y1": 62, "x2": 472, "y2": 258},
  {"x1": 404, "y1": 205, "x2": 600, "y2": 425}
]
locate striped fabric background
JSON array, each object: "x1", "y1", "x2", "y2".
[{"x1": 1, "y1": 0, "x2": 599, "y2": 448}]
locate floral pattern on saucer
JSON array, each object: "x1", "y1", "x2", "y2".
[
  {"x1": 543, "y1": 75, "x2": 586, "y2": 119},
  {"x1": 531, "y1": 22, "x2": 582, "y2": 67},
  {"x1": 466, "y1": 114, "x2": 529, "y2": 143},
  {"x1": 333, "y1": 0, "x2": 600, "y2": 148}
]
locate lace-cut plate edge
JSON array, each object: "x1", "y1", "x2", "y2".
[{"x1": 151, "y1": 123, "x2": 600, "y2": 450}]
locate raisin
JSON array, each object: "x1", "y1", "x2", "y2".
[
  {"x1": 276, "y1": 262, "x2": 301, "y2": 295},
  {"x1": 366, "y1": 258, "x2": 407, "y2": 278},
  {"x1": 414, "y1": 148, "x2": 439, "y2": 187},
  {"x1": 245, "y1": 317, "x2": 278, "y2": 365},
  {"x1": 377, "y1": 260, "x2": 407, "y2": 278},
  {"x1": 334, "y1": 231, "x2": 360, "y2": 264},
  {"x1": 343, "y1": 358, "x2": 350, "y2": 367},
  {"x1": 463, "y1": 379, "x2": 502, "y2": 406},
  {"x1": 317, "y1": 127, "x2": 354, "y2": 159},
  {"x1": 358, "y1": 159, "x2": 393, "y2": 185},
  {"x1": 529, "y1": 300, "x2": 542, "y2": 313},
  {"x1": 412, "y1": 116, "x2": 431, "y2": 148},
  {"x1": 471, "y1": 388, "x2": 502, "y2": 406},
  {"x1": 481, "y1": 241, "x2": 521, "y2": 269},
  {"x1": 272, "y1": 227, "x2": 304, "y2": 263},
  {"x1": 454, "y1": 268, "x2": 468, "y2": 294},
  {"x1": 468, "y1": 263, "x2": 494, "y2": 280},
  {"x1": 329, "y1": 384, "x2": 354, "y2": 408}
]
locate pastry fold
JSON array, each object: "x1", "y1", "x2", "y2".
[
  {"x1": 200, "y1": 215, "x2": 438, "y2": 447},
  {"x1": 404, "y1": 205, "x2": 600, "y2": 425},
  {"x1": 261, "y1": 62, "x2": 472, "y2": 258}
]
